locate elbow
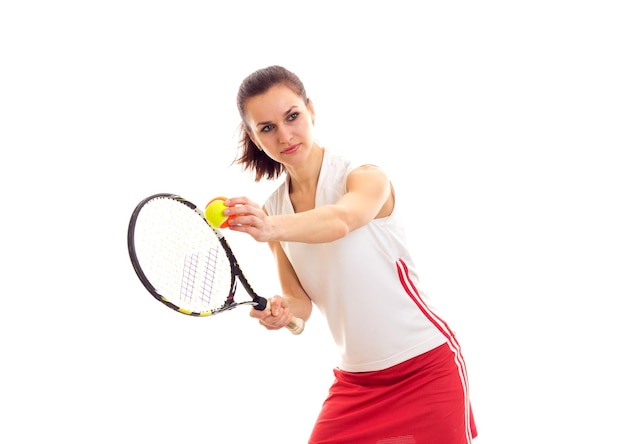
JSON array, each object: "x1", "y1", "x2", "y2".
[
  {"x1": 327, "y1": 207, "x2": 356, "y2": 241},
  {"x1": 324, "y1": 220, "x2": 350, "y2": 242},
  {"x1": 335, "y1": 222, "x2": 351, "y2": 240},
  {"x1": 312, "y1": 221, "x2": 349, "y2": 243}
]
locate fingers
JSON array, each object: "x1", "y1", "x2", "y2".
[
  {"x1": 223, "y1": 198, "x2": 261, "y2": 224},
  {"x1": 223, "y1": 196, "x2": 260, "y2": 213},
  {"x1": 250, "y1": 296, "x2": 291, "y2": 331},
  {"x1": 222, "y1": 197, "x2": 272, "y2": 241}
]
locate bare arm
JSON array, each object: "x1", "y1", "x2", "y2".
[
  {"x1": 226, "y1": 165, "x2": 393, "y2": 243},
  {"x1": 249, "y1": 240, "x2": 313, "y2": 330}
]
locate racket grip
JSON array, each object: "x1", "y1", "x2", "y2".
[
  {"x1": 286, "y1": 316, "x2": 305, "y2": 335},
  {"x1": 265, "y1": 299, "x2": 305, "y2": 335}
]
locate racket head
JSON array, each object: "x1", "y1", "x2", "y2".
[{"x1": 127, "y1": 193, "x2": 247, "y2": 316}]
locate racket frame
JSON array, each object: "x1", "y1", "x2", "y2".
[{"x1": 128, "y1": 193, "x2": 304, "y2": 334}]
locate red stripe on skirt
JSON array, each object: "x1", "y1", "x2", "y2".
[{"x1": 395, "y1": 259, "x2": 475, "y2": 443}]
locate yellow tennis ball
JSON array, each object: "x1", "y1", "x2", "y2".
[{"x1": 204, "y1": 198, "x2": 229, "y2": 228}]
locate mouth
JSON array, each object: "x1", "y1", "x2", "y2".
[{"x1": 281, "y1": 143, "x2": 300, "y2": 154}]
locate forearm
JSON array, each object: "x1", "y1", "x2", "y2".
[
  {"x1": 270, "y1": 240, "x2": 313, "y2": 321},
  {"x1": 269, "y1": 205, "x2": 351, "y2": 243}
]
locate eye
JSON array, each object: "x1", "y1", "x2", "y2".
[
  {"x1": 260, "y1": 124, "x2": 275, "y2": 133},
  {"x1": 287, "y1": 112, "x2": 299, "y2": 121}
]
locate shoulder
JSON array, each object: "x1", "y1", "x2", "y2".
[{"x1": 347, "y1": 163, "x2": 390, "y2": 186}]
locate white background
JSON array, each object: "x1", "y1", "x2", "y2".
[{"x1": 1, "y1": 1, "x2": 624, "y2": 443}]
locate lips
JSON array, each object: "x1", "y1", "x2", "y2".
[{"x1": 281, "y1": 143, "x2": 300, "y2": 154}]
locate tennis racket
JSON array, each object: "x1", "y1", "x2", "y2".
[{"x1": 127, "y1": 193, "x2": 304, "y2": 335}]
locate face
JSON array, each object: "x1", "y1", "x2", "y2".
[{"x1": 244, "y1": 84, "x2": 315, "y2": 167}]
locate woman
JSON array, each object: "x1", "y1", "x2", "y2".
[{"x1": 222, "y1": 65, "x2": 478, "y2": 443}]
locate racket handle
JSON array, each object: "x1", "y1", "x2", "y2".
[
  {"x1": 265, "y1": 299, "x2": 305, "y2": 335},
  {"x1": 286, "y1": 316, "x2": 305, "y2": 335}
]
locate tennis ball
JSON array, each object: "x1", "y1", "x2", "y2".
[{"x1": 205, "y1": 197, "x2": 229, "y2": 228}]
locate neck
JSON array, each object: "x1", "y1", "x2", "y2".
[{"x1": 286, "y1": 145, "x2": 324, "y2": 194}]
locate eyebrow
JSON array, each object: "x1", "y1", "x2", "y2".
[{"x1": 255, "y1": 106, "x2": 299, "y2": 128}]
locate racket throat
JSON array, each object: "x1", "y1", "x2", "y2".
[{"x1": 252, "y1": 296, "x2": 268, "y2": 311}]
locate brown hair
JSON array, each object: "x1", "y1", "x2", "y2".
[{"x1": 234, "y1": 65, "x2": 309, "y2": 182}]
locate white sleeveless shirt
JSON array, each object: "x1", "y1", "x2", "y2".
[{"x1": 265, "y1": 150, "x2": 448, "y2": 372}]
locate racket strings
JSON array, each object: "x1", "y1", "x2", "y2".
[
  {"x1": 196, "y1": 246, "x2": 227, "y2": 305},
  {"x1": 181, "y1": 253, "x2": 201, "y2": 303}
]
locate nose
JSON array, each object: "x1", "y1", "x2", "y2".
[{"x1": 277, "y1": 124, "x2": 292, "y2": 144}]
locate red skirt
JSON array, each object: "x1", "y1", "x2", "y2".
[{"x1": 309, "y1": 344, "x2": 477, "y2": 444}]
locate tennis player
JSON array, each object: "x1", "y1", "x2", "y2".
[{"x1": 224, "y1": 65, "x2": 478, "y2": 443}]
